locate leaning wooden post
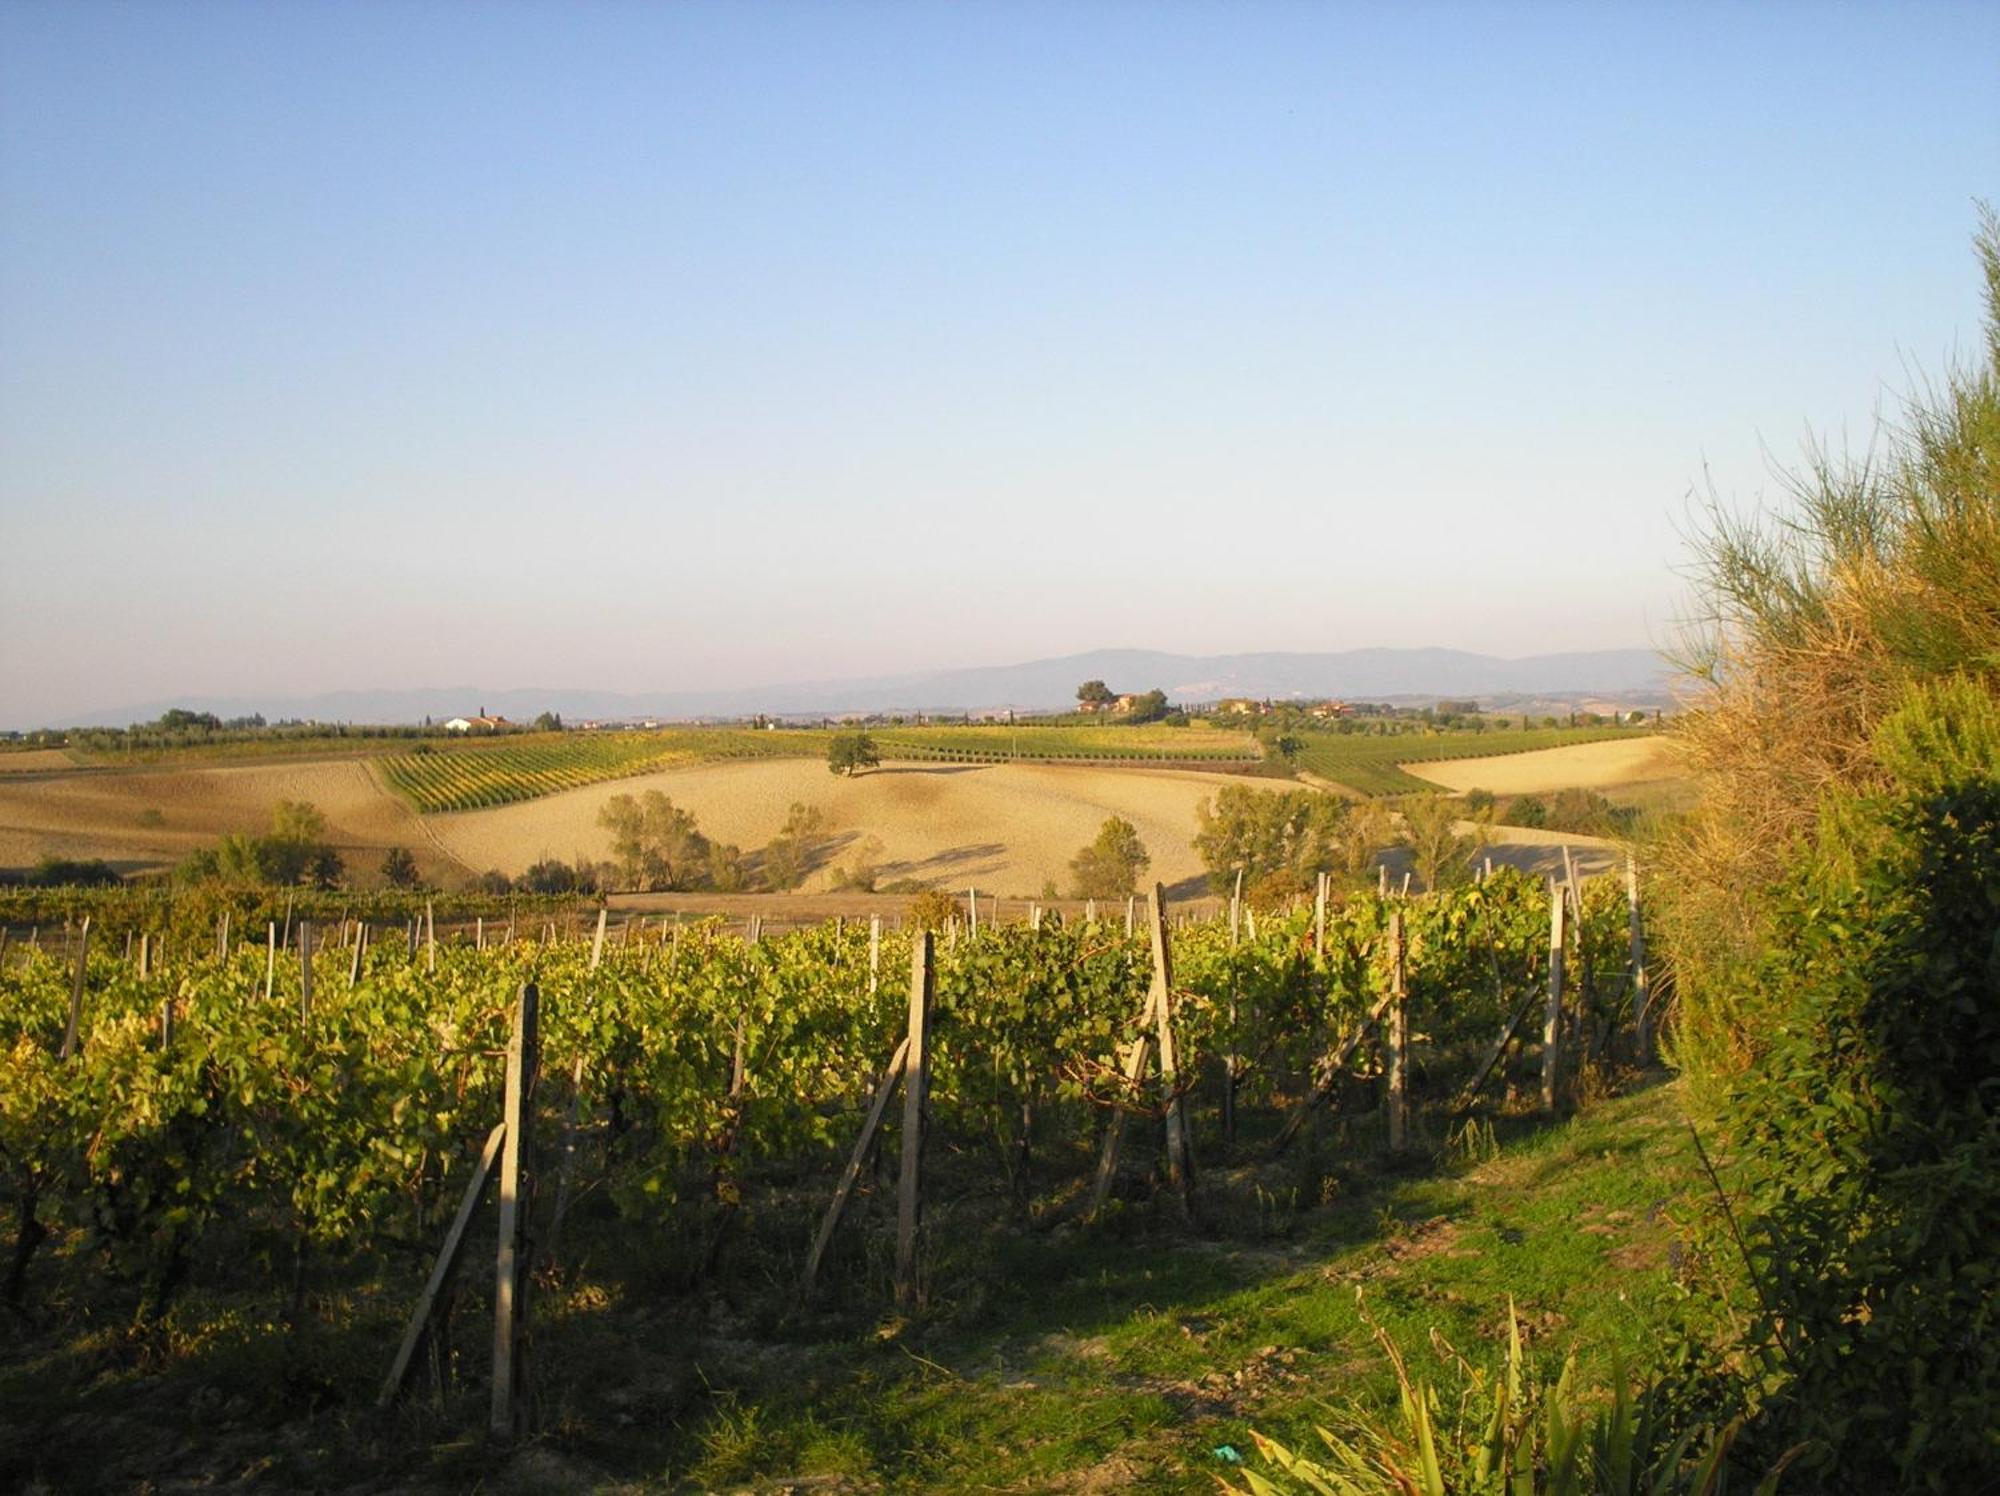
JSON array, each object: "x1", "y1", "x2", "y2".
[
  {"x1": 492, "y1": 982, "x2": 540, "y2": 1436},
  {"x1": 1627, "y1": 856, "x2": 1652, "y2": 1063},
  {"x1": 380, "y1": 1123, "x2": 506, "y2": 1408},
  {"x1": 59, "y1": 917, "x2": 90, "y2": 1061},
  {"x1": 802, "y1": 1035, "x2": 910, "y2": 1296},
  {"x1": 590, "y1": 908, "x2": 608, "y2": 970},
  {"x1": 1149, "y1": 884, "x2": 1195, "y2": 1211},
  {"x1": 263, "y1": 920, "x2": 277, "y2": 1001},
  {"x1": 894, "y1": 933, "x2": 934, "y2": 1309},
  {"x1": 1541, "y1": 880, "x2": 1566, "y2": 1112},
  {"x1": 349, "y1": 919, "x2": 366, "y2": 988},
  {"x1": 299, "y1": 920, "x2": 314, "y2": 1024},
  {"x1": 1386, "y1": 911, "x2": 1408, "y2": 1151}
]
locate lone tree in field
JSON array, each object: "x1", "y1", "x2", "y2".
[
  {"x1": 380, "y1": 846, "x2": 421, "y2": 888},
  {"x1": 1076, "y1": 679, "x2": 1114, "y2": 709},
  {"x1": 597, "y1": 790, "x2": 710, "y2": 890},
  {"x1": 827, "y1": 731, "x2": 879, "y2": 777},
  {"x1": 1070, "y1": 816, "x2": 1150, "y2": 898},
  {"x1": 1193, "y1": 783, "x2": 1346, "y2": 899},
  {"x1": 1398, "y1": 792, "x2": 1478, "y2": 892}
]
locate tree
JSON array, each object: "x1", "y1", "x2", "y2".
[
  {"x1": 1397, "y1": 793, "x2": 1477, "y2": 892},
  {"x1": 1126, "y1": 688, "x2": 1170, "y2": 724},
  {"x1": 761, "y1": 802, "x2": 830, "y2": 890},
  {"x1": 1076, "y1": 680, "x2": 1114, "y2": 708},
  {"x1": 532, "y1": 711, "x2": 564, "y2": 732},
  {"x1": 1193, "y1": 784, "x2": 1347, "y2": 899},
  {"x1": 1070, "y1": 816, "x2": 1151, "y2": 898},
  {"x1": 597, "y1": 790, "x2": 711, "y2": 890},
  {"x1": 827, "y1": 731, "x2": 880, "y2": 777},
  {"x1": 380, "y1": 846, "x2": 421, "y2": 888}
]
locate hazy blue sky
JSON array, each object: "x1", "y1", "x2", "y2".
[{"x1": 1, "y1": 1, "x2": 1994, "y2": 726}]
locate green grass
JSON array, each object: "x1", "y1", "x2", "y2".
[
  {"x1": 0, "y1": 1076, "x2": 1708, "y2": 1491},
  {"x1": 661, "y1": 1080, "x2": 1706, "y2": 1492},
  {"x1": 1295, "y1": 725, "x2": 1645, "y2": 795},
  {"x1": 874, "y1": 721, "x2": 1261, "y2": 764}
]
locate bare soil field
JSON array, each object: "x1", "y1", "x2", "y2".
[
  {"x1": 1400, "y1": 734, "x2": 1681, "y2": 795},
  {"x1": 0, "y1": 758, "x2": 444, "y2": 878},
  {"x1": 426, "y1": 758, "x2": 1264, "y2": 897}
]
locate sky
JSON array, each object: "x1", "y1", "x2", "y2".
[{"x1": 1, "y1": 1, "x2": 1995, "y2": 728}]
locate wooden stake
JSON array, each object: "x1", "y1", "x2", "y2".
[
  {"x1": 349, "y1": 919, "x2": 367, "y2": 988},
  {"x1": 1541, "y1": 881, "x2": 1566, "y2": 1112},
  {"x1": 138, "y1": 931, "x2": 151, "y2": 980},
  {"x1": 1378, "y1": 863, "x2": 1388, "y2": 897},
  {"x1": 299, "y1": 920, "x2": 314, "y2": 1024},
  {"x1": 868, "y1": 915, "x2": 882, "y2": 995},
  {"x1": 1386, "y1": 912, "x2": 1408, "y2": 1152},
  {"x1": 1628, "y1": 856, "x2": 1652, "y2": 1063},
  {"x1": 802, "y1": 1035, "x2": 911, "y2": 1296},
  {"x1": 60, "y1": 917, "x2": 89, "y2": 1061},
  {"x1": 1087, "y1": 1035, "x2": 1153, "y2": 1218},
  {"x1": 492, "y1": 982, "x2": 540, "y2": 1436},
  {"x1": 894, "y1": 933, "x2": 933, "y2": 1308},
  {"x1": 380, "y1": 1123, "x2": 505, "y2": 1409},
  {"x1": 590, "y1": 908, "x2": 607, "y2": 971},
  {"x1": 1149, "y1": 885, "x2": 1194, "y2": 1210},
  {"x1": 263, "y1": 921, "x2": 277, "y2": 1001},
  {"x1": 1314, "y1": 872, "x2": 1327, "y2": 958},
  {"x1": 967, "y1": 886, "x2": 978, "y2": 938},
  {"x1": 1268, "y1": 985, "x2": 1399, "y2": 1158},
  {"x1": 425, "y1": 899, "x2": 437, "y2": 972}
]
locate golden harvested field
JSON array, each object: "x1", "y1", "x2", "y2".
[
  {"x1": 0, "y1": 749, "x2": 78, "y2": 773},
  {"x1": 426, "y1": 758, "x2": 1263, "y2": 896},
  {"x1": 0, "y1": 758, "x2": 445, "y2": 877},
  {"x1": 1400, "y1": 734, "x2": 1681, "y2": 795}
]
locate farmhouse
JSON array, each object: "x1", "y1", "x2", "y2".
[
  {"x1": 444, "y1": 712, "x2": 512, "y2": 734},
  {"x1": 1218, "y1": 697, "x2": 1269, "y2": 716}
]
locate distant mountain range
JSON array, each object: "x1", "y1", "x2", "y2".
[{"x1": 49, "y1": 647, "x2": 1673, "y2": 730}]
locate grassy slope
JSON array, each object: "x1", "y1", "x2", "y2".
[
  {"x1": 669, "y1": 1080, "x2": 1705, "y2": 1492},
  {"x1": 0, "y1": 1079, "x2": 1708, "y2": 1492}
]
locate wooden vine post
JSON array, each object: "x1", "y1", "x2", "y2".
[
  {"x1": 60, "y1": 917, "x2": 90, "y2": 1062},
  {"x1": 379, "y1": 1123, "x2": 506, "y2": 1409},
  {"x1": 1386, "y1": 911, "x2": 1408, "y2": 1151},
  {"x1": 263, "y1": 921, "x2": 277, "y2": 1001},
  {"x1": 1627, "y1": 856, "x2": 1652, "y2": 1063},
  {"x1": 1149, "y1": 884, "x2": 1191, "y2": 1194},
  {"x1": 299, "y1": 920, "x2": 314, "y2": 1024},
  {"x1": 894, "y1": 932, "x2": 934, "y2": 1308},
  {"x1": 491, "y1": 981, "x2": 539, "y2": 1436},
  {"x1": 802, "y1": 1035, "x2": 910, "y2": 1297},
  {"x1": 1541, "y1": 880, "x2": 1566, "y2": 1112}
]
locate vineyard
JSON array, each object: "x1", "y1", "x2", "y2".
[
  {"x1": 375, "y1": 723, "x2": 1266, "y2": 814},
  {"x1": 0, "y1": 869, "x2": 1655, "y2": 1486},
  {"x1": 374, "y1": 728, "x2": 804, "y2": 812},
  {"x1": 1292, "y1": 723, "x2": 1641, "y2": 795}
]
